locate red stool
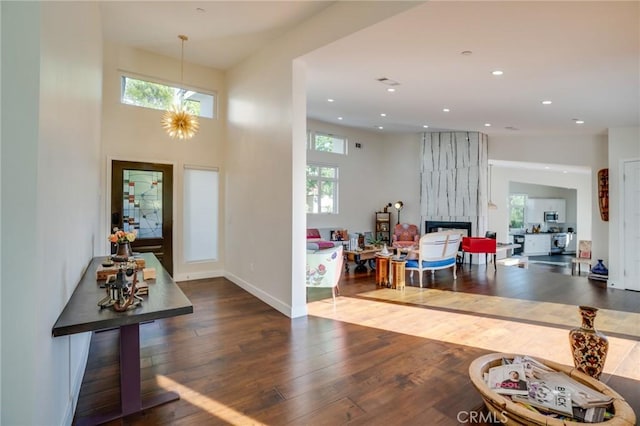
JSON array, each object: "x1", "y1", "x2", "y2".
[{"x1": 461, "y1": 237, "x2": 497, "y2": 269}]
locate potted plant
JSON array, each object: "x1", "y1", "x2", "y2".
[{"x1": 367, "y1": 237, "x2": 385, "y2": 248}]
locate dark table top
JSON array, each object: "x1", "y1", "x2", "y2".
[{"x1": 52, "y1": 253, "x2": 193, "y2": 337}]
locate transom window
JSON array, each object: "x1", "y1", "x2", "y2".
[
  {"x1": 121, "y1": 75, "x2": 216, "y2": 119},
  {"x1": 307, "y1": 131, "x2": 347, "y2": 155},
  {"x1": 306, "y1": 164, "x2": 338, "y2": 214}
]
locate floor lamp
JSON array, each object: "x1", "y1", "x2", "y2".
[{"x1": 394, "y1": 201, "x2": 404, "y2": 225}]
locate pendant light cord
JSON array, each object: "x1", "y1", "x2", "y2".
[{"x1": 178, "y1": 35, "x2": 188, "y2": 93}]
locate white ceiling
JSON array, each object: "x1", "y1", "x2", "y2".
[{"x1": 100, "y1": 1, "x2": 639, "y2": 137}]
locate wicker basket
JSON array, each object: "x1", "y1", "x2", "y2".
[{"x1": 468, "y1": 353, "x2": 636, "y2": 426}]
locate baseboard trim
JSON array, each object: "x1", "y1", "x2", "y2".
[
  {"x1": 173, "y1": 269, "x2": 224, "y2": 282},
  {"x1": 62, "y1": 332, "x2": 91, "y2": 426},
  {"x1": 225, "y1": 272, "x2": 294, "y2": 318}
]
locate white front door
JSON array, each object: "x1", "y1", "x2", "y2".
[{"x1": 623, "y1": 160, "x2": 640, "y2": 291}]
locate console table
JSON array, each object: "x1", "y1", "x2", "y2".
[{"x1": 52, "y1": 253, "x2": 193, "y2": 425}]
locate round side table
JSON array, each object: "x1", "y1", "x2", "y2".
[
  {"x1": 375, "y1": 255, "x2": 391, "y2": 287},
  {"x1": 390, "y1": 258, "x2": 406, "y2": 290}
]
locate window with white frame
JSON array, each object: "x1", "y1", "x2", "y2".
[
  {"x1": 306, "y1": 164, "x2": 338, "y2": 214},
  {"x1": 509, "y1": 194, "x2": 527, "y2": 230},
  {"x1": 307, "y1": 131, "x2": 347, "y2": 155},
  {"x1": 183, "y1": 166, "x2": 218, "y2": 262},
  {"x1": 121, "y1": 75, "x2": 216, "y2": 119}
]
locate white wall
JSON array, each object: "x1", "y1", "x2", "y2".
[
  {"x1": 489, "y1": 134, "x2": 607, "y2": 260},
  {"x1": 608, "y1": 127, "x2": 640, "y2": 289},
  {"x1": 493, "y1": 167, "x2": 590, "y2": 243},
  {"x1": 306, "y1": 119, "x2": 422, "y2": 234},
  {"x1": 101, "y1": 42, "x2": 226, "y2": 282},
  {"x1": 225, "y1": 2, "x2": 419, "y2": 318},
  {"x1": 381, "y1": 132, "x2": 423, "y2": 229},
  {"x1": 1, "y1": 3, "x2": 102, "y2": 424}
]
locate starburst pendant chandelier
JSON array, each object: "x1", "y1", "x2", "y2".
[{"x1": 162, "y1": 35, "x2": 199, "y2": 140}]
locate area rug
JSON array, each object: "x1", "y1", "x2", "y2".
[
  {"x1": 528, "y1": 260, "x2": 569, "y2": 266},
  {"x1": 351, "y1": 287, "x2": 640, "y2": 340},
  {"x1": 527, "y1": 255, "x2": 571, "y2": 267}
]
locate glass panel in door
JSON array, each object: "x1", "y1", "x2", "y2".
[{"x1": 122, "y1": 169, "x2": 164, "y2": 239}]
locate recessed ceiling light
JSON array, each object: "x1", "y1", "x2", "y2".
[
  {"x1": 542, "y1": 100, "x2": 552, "y2": 105},
  {"x1": 491, "y1": 70, "x2": 504, "y2": 76},
  {"x1": 327, "y1": 98, "x2": 334, "y2": 103},
  {"x1": 443, "y1": 108, "x2": 450, "y2": 112},
  {"x1": 484, "y1": 123, "x2": 491, "y2": 127},
  {"x1": 387, "y1": 88, "x2": 396, "y2": 93},
  {"x1": 544, "y1": 166, "x2": 550, "y2": 169},
  {"x1": 377, "y1": 126, "x2": 384, "y2": 130},
  {"x1": 423, "y1": 125, "x2": 429, "y2": 128},
  {"x1": 337, "y1": 117, "x2": 343, "y2": 120},
  {"x1": 380, "y1": 113, "x2": 386, "y2": 117},
  {"x1": 574, "y1": 119, "x2": 585, "y2": 124},
  {"x1": 461, "y1": 50, "x2": 473, "y2": 56}
]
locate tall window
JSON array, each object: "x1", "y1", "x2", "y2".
[
  {"x1": 183, "y1": 167, "x2": 218, "y2": 262},
  {"x1": 306, "y1": 164, "x2": 338, "y2": 214},
  {"x1": 509, "y1": 194, "x2": 527, "y2": 230},
  {"x1": 121, "y1": 75, "x2": 216, "y2": 119},
  {"x1": 307, "y1": 131, "x2": 347, "y2": 154}
]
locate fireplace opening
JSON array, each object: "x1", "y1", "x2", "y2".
[{"x1": 425, "y1": 221, "x2": 472, "y2": 238}]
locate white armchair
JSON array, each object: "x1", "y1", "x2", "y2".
[
  {"x1": 306, "y1": 245, "x2": 344, "y2": 302},
  {"x1": 405, "y1": 231, "x2": 461, "y2": 287}
]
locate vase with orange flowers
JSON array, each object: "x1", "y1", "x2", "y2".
[{"x1": 109, "y1": 228, "x2": 137, "y2": 262}]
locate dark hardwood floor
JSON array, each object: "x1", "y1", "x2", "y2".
[{"x1": 74, "y1": 262, "x2": 639, "y2": 425}]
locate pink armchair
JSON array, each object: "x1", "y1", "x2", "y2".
[{"x1": 392, "y1": 223, "x2": 420, "y2": 249}]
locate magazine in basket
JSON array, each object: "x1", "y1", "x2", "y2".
[
  {"x1": 512, "y1": 379, "x2": 573, "y2": 416},
  {"x1": 487, "y1": 364, "x2": 528, "y2": 396}
]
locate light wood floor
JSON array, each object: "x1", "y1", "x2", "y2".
[{"x1": 74, "y1": 262, "x2": 640, "y2": 425}]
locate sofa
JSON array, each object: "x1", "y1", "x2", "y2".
[{"x1": 306, "y1": 228, "x2": 342, "y2": 251}]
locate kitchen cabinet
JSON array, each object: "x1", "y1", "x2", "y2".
[
  {"x1": 526, "y1": 198, "x2": 566, "y2": 223},
  {"x1": 523, "y1": 234, "x2": 551, "y2": 256}
]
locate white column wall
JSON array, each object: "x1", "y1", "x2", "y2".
[
  {"x1": 608, "y1": 127, "x2": 640, "y2": 289},
  {"x1": 225, "y1": 2, "x2": 420, "y2": 318},
  {"x1": 1, "y1": 3, "x2": 102, "y2": 425}
]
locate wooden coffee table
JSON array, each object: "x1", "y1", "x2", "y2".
[{"x1": 345, "y1": 248, "x2": 380, "y2": 272}]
